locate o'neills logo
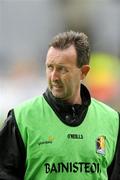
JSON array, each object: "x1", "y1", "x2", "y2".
[{"x1": 44, "y1": 162, "x2": 100, "y2": 173}]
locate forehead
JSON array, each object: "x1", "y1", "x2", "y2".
[{"x1": 46, "y1": 45, "x2": 77, "y2": 66}]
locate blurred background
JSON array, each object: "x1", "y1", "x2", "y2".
[{"x1": 0, "y1": 0, "x2": 120, "y2": 124}]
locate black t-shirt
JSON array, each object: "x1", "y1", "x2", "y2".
[{"x1": 0, "y1": 84, "x2": 120, "y2": 180}]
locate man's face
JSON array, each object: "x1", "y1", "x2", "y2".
[{"x1": 46, "y1": 45, "x2": 88, "y2": 104}]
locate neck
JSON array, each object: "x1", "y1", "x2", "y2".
[
  {"x1": 66, "y1": 95, "x2": 82, "y2": 105},
  {"x1": 61, "y1": 88, "x2": 82, "y2": 105}
]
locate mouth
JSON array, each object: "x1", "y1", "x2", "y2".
[
  {"x1": 52, "y1": 84, "x2": 63, "y2": 89},
  {"x1": 53, "y1": 85, "x2": 63, "y2": 89}
]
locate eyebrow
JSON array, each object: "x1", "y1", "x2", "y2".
[{"x1": 46, "y1": 63, "x2": 72, "y2": 67}]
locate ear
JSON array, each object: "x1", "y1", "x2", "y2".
[{"x1": 80, "y1": 65, "x2": 90, "y2": 80}]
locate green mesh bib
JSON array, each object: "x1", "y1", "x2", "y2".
[{"x1": 14, "y1": 96, "x2": 119, "y2": 180}]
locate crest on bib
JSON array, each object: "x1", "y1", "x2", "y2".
[{"x1": 96, "y1": 136, "x2": 106, "y2": 155}]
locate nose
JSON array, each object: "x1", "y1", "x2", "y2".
[{"x1": 51, "y1": 69, "x2": 60, "y2": 81}]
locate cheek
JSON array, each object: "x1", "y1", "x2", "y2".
[
  {"x1": 46, "y1": 74, "x2": 51, "y2": 87},
  {"x1": 62, "y1": 76, "x2": 73, "y2": 88},
  {"x1": 61, "y1": 75, "x2": 71, "y2": 83},
  {"x1": 46, "y1": 71, "x2": 51, "y2": 80},
  {"x1": 70, "y1": 74, "x2": 81, "y2": 87},
  {"x1": 62, "y1": 73, "x2": 80, "y2": 87}
]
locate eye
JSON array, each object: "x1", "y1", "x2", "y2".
[
  {"x1": 47, "y1": 65, "x2": 53, "y2": 71},
  {"x1": 58, "y1": 66, "x2": 68, "y2": 74}
]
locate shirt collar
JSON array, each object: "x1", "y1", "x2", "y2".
[{"x1": 43, "y1": 83, "x2": 91, "y2": 112}]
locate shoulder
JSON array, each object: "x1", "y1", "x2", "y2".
[
  {"x1": 90, "y1": 98, "x2": 119, "y2": 138},
  {"x1": 91, "y1": 98, "x2": 118, "y2": 115},
  {"x1": 13, "y1": 95, "x2": 48, "y2": 136},
  {"x1": 90, "y1": 98, "x2": 119, "y2": 132},
  {"x1": 13, "y1": 95, "x2": 47, "y2": 121},
  {"x1": 14, "y1": 95, "x2": 44, "y2": 112}
]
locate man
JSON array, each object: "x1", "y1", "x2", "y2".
[{"x1": 0, "y1": 31, "x2": 120, "y2": 180}]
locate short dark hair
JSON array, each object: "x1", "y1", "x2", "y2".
[{"x1": 49, "y1": 30, "x2": 90, "y2": 68}]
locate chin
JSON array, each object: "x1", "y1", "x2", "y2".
[{"x1": 52, "y1": 91, "x2": 63, "y2": 99}]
